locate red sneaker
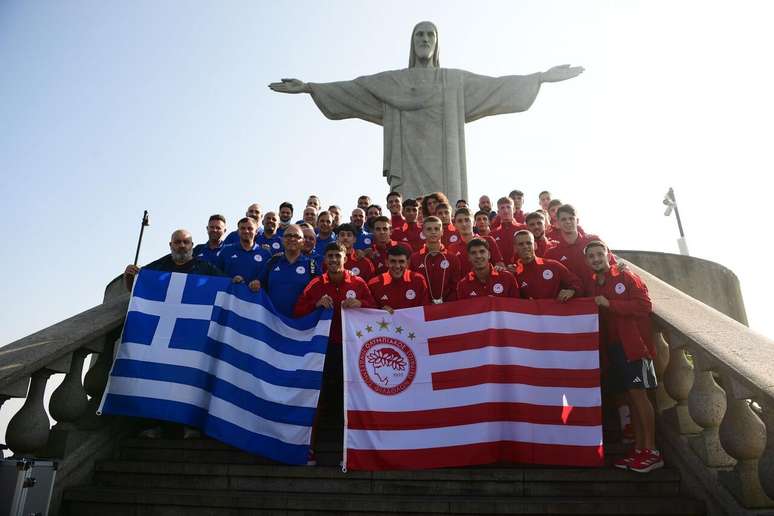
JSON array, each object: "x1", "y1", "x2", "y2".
[
  {"x1": 628, "y1": 449, "x2": 664, "y2": 473},
  {"x1": 613, "y1": 448, "x2": 641, "y2": 470}
]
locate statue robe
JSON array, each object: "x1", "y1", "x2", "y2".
[{"x1": 309, "y1": 67, "x2": 542, "y2": 202}]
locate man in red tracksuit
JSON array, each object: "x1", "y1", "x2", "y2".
[
  {"x1": 545, "y1": 204, "x2": 612, "y2": 286},
  {"x1": 448, "y1": 207, "x2": 504, "y2": 274},
  {"x1": 293, "y1": 242, "x2": 376, "y2": 465},
  {"x1": 457, "y1": 238, "x2": 520, "y2": 299},
  {"x1": 386, "y1": 191, "x2": 405, "y2": 228},
  {"x1": 584, "y1": 240, "x2": 662, "y2": 474},
  {"x1": 368, "y1": 216, "x2": 412, "y2": 276},
  {"x1": 391, "y1": 198, "x2": 425, "y2": 252},
  {"x1": 492, "y1": 196, "x2": 526, "y2": 265},
  {"x1": 511, "y1": 230, "x2": 581, "y2": 300},
  {"x1": 333, "y1": 223, "x2": 376, "y2": 282},
  {"x1": 525, "y1": 211, "x2": 558, "y2": 257},
  {"x1": 368, "y1": 246, "x2": 429, "y2": 311},
  {"x1": 409, "y1": 216, "x2": 461, "y2": 304}
]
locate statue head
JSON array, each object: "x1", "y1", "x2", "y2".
[{"x1": 409, "y1": 21, "x2": 439, "y2": 68}]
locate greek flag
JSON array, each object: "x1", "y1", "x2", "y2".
[{"x1": 99, "y1": 269, "x2": 331, "y2": 465}]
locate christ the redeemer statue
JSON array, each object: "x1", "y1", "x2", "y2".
[{"x1": 269, "y1": 21, "x2": 583, "y2": 202}]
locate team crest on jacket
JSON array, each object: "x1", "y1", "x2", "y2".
[
  {"x1": 346, "y1": 289, "x2": 357, "y2": 299},
  {"x1": 405, "y1": 289, "x2": 416, "y2": 300},
  {"x1": 543, "y1": 269, "x2": 554, "y2": 280},
  {"x1": 254, "y1": 254, "x2": 263, "y2": 262},
  {"x1": 351, "y1": 267, "x2": 361, "y2": 276},
  {"x1": 359, "y1": 336, "x2": 417, "y2": 395},
  {"x1": 615, "y1": 282, "x2": 626, "y2": 294},
  {"x1": 493, "y1": 283, "x2": 504, "y2": 294}
]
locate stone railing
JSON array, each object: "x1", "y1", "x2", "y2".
[
  {"x1": 0, "y1": 275, "x2": 133, "y2": 512},
  {"x1": 625, "y1": 261, "x2": 774, "y2": 514}
]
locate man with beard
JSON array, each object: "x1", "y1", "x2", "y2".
[
  {"x1": 256, "y1": 211, "x2": 283, "y2": 253},
  {"x1": 351, "y1": 207, "x2": 373, "y2": 252},
  {"x1": 224, "y1": 203, "x2": 262, "y2": 245},
  {"x1": 357, "y1": 195, "x2": 371, "y2": 211},
  {"x1": 122, "y1": 229, "x2": 224, "y2": 440},
  {"x1": 478, "y1": 195, "x2": 497, "y2": 221},
  {"x1": 545, "y1": 204, "x2": 610, "y2": 285},
  {"x1": 314, "y1": 210, "x2": 336, "y2": 256},
  {"x1": 584, "y1": 240, "x2": 661, "y2": 473},
  {"x1": 525, "y1": 211, "x2": 558, "y2": 257},
  {"x1": 124, "y1": 229, "x2": 224, "y2": 291},
  {"x1": 193, "y1": 214, "x2": 227, "y2": 266},
  {"x1": 277, "y1": 201, "x2": 294, "y2": 237}
]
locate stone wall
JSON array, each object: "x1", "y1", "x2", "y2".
[{"x1": 614, "y1": 250, "x2": 748, "y2": 325}]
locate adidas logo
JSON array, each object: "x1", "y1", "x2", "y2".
[
  {"x1": 633, "y1": 376, "x2": 642, "y2": 383},
  {"x1": 470, "y1": 292, "x2": 477, "y2": 296},
  {"x1": 418, "y1": 264, "x2": 425, "y2": 268},
  {"x1": 273, "y1": 266, "x2": 280, "y2": 271},
  {"x1": 230, "y1": 254, "x2": 238, "y2": 259},
  {"x1": 381, "y1": 295, "x2": 388, "y2": 300},
  {"x1": 560, "y1": 256, "x2": 567, "y2": 261},
  {"x1": 521, "y1": 282, "x2": 528, "y2": 287}
]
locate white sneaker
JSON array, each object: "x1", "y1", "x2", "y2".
[
  {"x1": 138, "y1": 426, "x2": 162, "y2": 439},
  {"x1": 183, "y1": 426, "x2": 201, "y2": 439}
]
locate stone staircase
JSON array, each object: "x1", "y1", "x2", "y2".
[{"x1": 60, "y1": 421, "x2": 706, "y2": 515}]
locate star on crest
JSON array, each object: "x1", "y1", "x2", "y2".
[
  {"x1": 394, "y1": 326, "x2": 403, "y2": 334},
  {"x1": 356, "y1": 330, "x2": 363, "y2": 338},
  {"x1": 408, "y1": 332, "x2": 416, "y2": 340},
  {"x1": 365, "y1": 325, "x2": 373, "y2": 333},
  {"x1": 378, "y1": 319, "x2": 390, "y2": 330}
]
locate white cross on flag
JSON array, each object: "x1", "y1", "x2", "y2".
[{"x1": 341, "y1": 297, "x2": 603, "y2": 470}]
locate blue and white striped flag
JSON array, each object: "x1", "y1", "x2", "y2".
[{"x1": 99, "y1": 269, "x2": 331, "y2": 465}]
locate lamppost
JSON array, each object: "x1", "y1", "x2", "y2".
[{"x1": 663, "y1": 188, "x2": 689, "y2": 256}]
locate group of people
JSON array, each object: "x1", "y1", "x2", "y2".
[{"x1": 122, "y1": 189, "x2": 662, "y2": 473}]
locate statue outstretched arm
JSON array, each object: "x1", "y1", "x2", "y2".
[
  {"x1": 268, "y1": 78, "x2": 312, "y2": 94},
  {"x1": 540, "y1": 64, "x2": 584, "y2": 83}
]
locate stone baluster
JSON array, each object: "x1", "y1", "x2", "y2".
[
  {"x1": 5, "y1": 371, "x2": 53, "y2": 456},
  {"x1": 687, "y1": 352, "x2": 734, "y2": 467},
  {"x1": 651, "y1": 328, "x2": 675, "y2": 413},
  {"x1": 78, "y1": 331, "x2": 119, "y2": 429},
  {"x1": 49, "y1": 349, "x2": 89, "y2": 425},
  {"x1": 661, "y1": 331, "x2": 701, "y2": 434},
  {"x1": 758, "y1": 401, "x2": 774, "y2": 502},
  {"x1": 717, "y1": 378, "x2": 773, "y2": 507}
]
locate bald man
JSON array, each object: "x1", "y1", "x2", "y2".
[{"x1": 123, "y1": 229, "x2": 224, "y2": 291}]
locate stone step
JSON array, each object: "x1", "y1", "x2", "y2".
[
  {"x1": 118, "y1": 437, "x2": 632, "y2": 467},
  {"x1": 93, "y1": 461, "x2": 682, "y2": 498},
  {"x1": 62, "y1": 487, "x2": 706, "y2": 515}
]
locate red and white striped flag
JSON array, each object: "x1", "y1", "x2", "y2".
[{"x1": 342, "y1": 297, "x2": 603, "y2": 470}]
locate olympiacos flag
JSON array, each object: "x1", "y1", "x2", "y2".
[{"x1": 341, "y1": 297, "x2": 603, "y2": 470}]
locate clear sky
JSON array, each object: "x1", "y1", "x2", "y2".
[{"x1": 2, "y1": 0, "x2": 773, "y2": 347}]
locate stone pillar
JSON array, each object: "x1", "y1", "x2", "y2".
[
  {"x1": 78, "y1": 332, "x2": 118, "y2": 429},
  {"x1": 49, "y1": 349, "x2": 89, "y2": 425},
  {"x1": 718, "y1": 379, "x2": 773, "y2": 507},
  {"x1": 687, "y1": 353, "x2": 734, "y2": 467},
  {"x1": 652, "y1": 329, "x2": 675, "y2": 413},
  {"x1": 6, "y1": 371, "x2": 52, "y2": 456},
  {"x1": 661, "y1": 332, "x2": 701, "y2": 434},
  {"x1": 758, "y1": 402, "x2": 774, "y2": 501}
]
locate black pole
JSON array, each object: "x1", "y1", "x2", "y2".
[
  {"x1": 673, "y1": 203, "x2": 685, "y2": 238},
  {"x1": 133, "y1": 210, "x2": 150, "y2": 266}
]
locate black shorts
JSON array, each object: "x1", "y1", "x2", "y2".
[{"x1": 605, "y1": 343, "x2": 657, "y2": 393}]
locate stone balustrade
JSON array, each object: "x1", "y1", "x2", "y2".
[{"x1": 625, "y1": 261, "x2": 774, "y2": 513}]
